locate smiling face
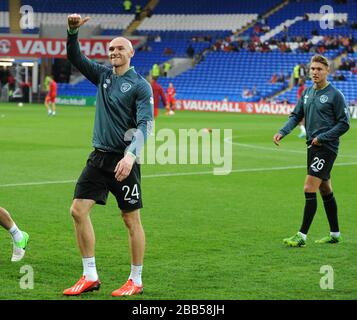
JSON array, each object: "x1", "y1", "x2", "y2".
[{"x1": 108, "y1": 37, "x2": 134, "y2": 69}]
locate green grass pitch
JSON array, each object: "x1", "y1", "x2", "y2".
[{"x1": 0, "y1": 102, "x2": 356, "y2": 300}]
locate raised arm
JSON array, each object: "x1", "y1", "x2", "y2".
[{"x1": 67, "y1": 14, "x2": 109, "y2": 85}]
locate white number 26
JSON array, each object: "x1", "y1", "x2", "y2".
[{"x1": 311, "y1": 157, "x2": 325, "y2": 172}]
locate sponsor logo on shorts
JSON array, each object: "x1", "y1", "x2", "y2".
[{"x1": 128, "y1": 199, "x2": 138, "y2": 204}]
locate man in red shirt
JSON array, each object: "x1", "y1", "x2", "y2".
[
  {"x1": 166, "y1": 82, "x2": 176, "y2": 115},
  {"x1": 45, "y1": 76, "x2": 57, "y2": 116},
  {"x1": 150, "y1": 77, "x2": 166, "y2": 118}
]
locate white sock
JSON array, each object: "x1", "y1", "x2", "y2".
[
  {"x1": 52, "y1": 111, "x2": 56, "y2": 115},
  {"x1": 298, "y1": 231, "x2": 307, "y2": 241},
  {"x1": 129, "y1": 264, "x2": 143, "y2": 286},
  {"x1": 330, "y1": 231, "x2": 340, "y2": 238},
  {"x1": 299, "y1": 125, "x2": 306, "y2": 134},
  {"x1": 9, "y1": 224, "x2": 23, "y2": 243},
  {"x1": 48, "y1": 110, "x2": 52, "y2": 114},
  {"x1": 82, "y1": 257, "x2": 98, "y2": 281}
]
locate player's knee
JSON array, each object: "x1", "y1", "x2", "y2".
[
  {"x1": 70, "y1": 204, "x2": 87, "y2": 221},
  {"x1": 122, "y1": 211, "x2": 142, "y2": 231},
  {"x1": 304, "y1": 184, "x2": 316, "y2": 193},
  {"x1": 319, "y1": 184, "x2": 332, "y2": 196}
]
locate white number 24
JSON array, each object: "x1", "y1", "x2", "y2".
[{"x1": 122, "y1": 184, "x2": 139, "y2": 201}]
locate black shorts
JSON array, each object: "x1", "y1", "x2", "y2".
[
  {"x1": 74, "y1": 149, "x2": 142, "y2": 211},
  {"x1": 307, "y1": 145, "x2": 337, "y2": 181}
]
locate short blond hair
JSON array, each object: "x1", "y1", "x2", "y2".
[{"x1": 310, "y1": 55, "x2": 329, "y2": 68}]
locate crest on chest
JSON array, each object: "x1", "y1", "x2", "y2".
[{"x1": 121, "y1": 82, "x2": 132, "y2": 93}]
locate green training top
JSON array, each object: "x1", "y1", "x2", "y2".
[
  {"x1": 67, "y1": 31, "x2": 153, "y2": 157},
  {"x1": 279, "y1": 83, "x2": 350, "y2": 154}
]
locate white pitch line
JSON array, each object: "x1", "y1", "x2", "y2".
[
  {"x1": 224, "y1": 137, "x2": 357, "y2": 158},
  {"x1": 230, "y1": 141, "x2": 306, "y2": 154},
  {"x1": 0, "y1": 179, "x2": 76, "y2": 188},
  {"x1": 1, "y1": 162, "x2": 357, "y2": 188}
]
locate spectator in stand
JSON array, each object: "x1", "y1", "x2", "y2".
[
  {"x1": 242, "y1": 88, "x2": 253, "y2": 99},
  {"x1": 252, "y1": 86, "x2": 258, "y2": 97},
  {"x1": 312, "y1": 28, "x2": 319, "y2": 36},
  {"x1": 293, "y1": 63, "x2": 300, "y2": 86},
  {"x1": 135, "y1": 4, "x2": 142, "y2": 20},
  {"x1": 283, "y1": 25, "x2": 289, "y2": 38},
  {"x1": 339, "y1": 57, "x2": 355, "y2": 71},
  {"x1": 151, "y1": 63, "x2": 161, "y2": 78},
  {"x1": 145, "y1": 7, "x2": 153, "y2": 18},
  {"x1": 279, "y1": 42, "x2": 292, "y2": 53},
  {"x1": 123, "y1": 0, "x2": 132, "y2": 12},
  {"x1": 163, "y1": 47, "x2": 174, "y2": 55},
  {"x1": 163, "y1": 62, "x2": 171, "y2": 77},
  {"x1": 318, "y1": 45, "x2": 326, "y2": 54},
  {"x1": 332, "y1": 72, "x2": 346, "y2": 81},
  {"x1": 261, "y1": 42, "x2": 271, "y2": 52},
  {"x1": 139, "y1": 44, "x2": 152, "y2": 52},
  {"x1": 270, "y1": 73, "x2": 278, "y2": 84},
  {"x1": 277, "y1": 72, "x2": 286, "y2": 83}
]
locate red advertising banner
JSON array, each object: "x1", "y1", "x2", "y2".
[
  {"x1": 176, "y1": 99, "x2": 295, "y2": 115},
  {"x1": 0, "y1": 37, "x2": 140, "y2": 59}
]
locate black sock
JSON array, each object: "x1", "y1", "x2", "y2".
[
  {"x1": 322, "y1": 192, "x2": 339, "y2": 233},
  {"x1": 299, "y1": 192, "x2": 317, "y2": 235}
]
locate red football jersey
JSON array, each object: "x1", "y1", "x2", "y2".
[
  {"x1": 166, "y1": 87, "x2": 176, "y2": 97},
  {"x1": 49, "y1": 80, "x2": 57, "y2": 96}
]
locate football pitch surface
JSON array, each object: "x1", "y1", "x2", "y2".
[{"x1": 0, "y1": 103, "x2": 356, "y2": 300}]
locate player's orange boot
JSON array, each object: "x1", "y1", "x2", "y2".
[
  {"x1": 63, "y1": 276, "x2": 101, "y2": 296},
  {"x1": 111, "y1": 279, "x2": 143, "y2": 297}
]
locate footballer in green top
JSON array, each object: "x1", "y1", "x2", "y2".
[
  {"x1": 273, "y1": 54, "x2": 350, "y2": 248},
  {"x1": 64, "y1": 14, "x2": 152, "y2": 297}
]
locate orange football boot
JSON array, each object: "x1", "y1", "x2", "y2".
[
  {"x1": 111, "y1": 279, "x2": 143, "y2": 297},
  {"x1": 63, "y1": 276, "x2": 101, "y2": 296}
]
